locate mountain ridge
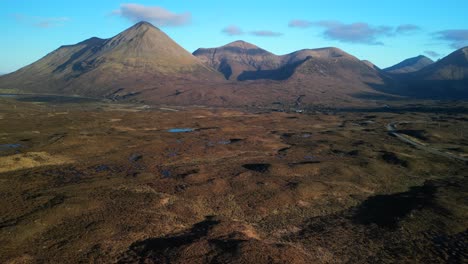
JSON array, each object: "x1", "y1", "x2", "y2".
[
  {"x1": 415, "y1": 47, "x2": 468, "y2": 80},
  {"x1": 384, "y1": 55, "x2": 434, "y2": 74},
  {"x1": 193, "y1": 42, "x2": 379, "y2": 84},
  {"x1": 377, "y1": 47, "x2": 468, "y2": 99},
  {"x1": 193, "y1": 41, "x2": 281, "y2": 80}
]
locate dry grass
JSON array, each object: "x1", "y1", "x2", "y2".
[
  {"x1": 0, "y1": 98, "x2": 466, "y2": 263},
  {"x1": 0, "y1": 152, "x2": 72, "y2": 173}
]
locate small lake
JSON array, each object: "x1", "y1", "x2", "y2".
[
  {"x1": 0, "y1": 94, "x2": 100, "y2": 103},
  {"x1": 0, "y1": 143, "x2": 22, "y2": 150},
  {"x1": 0, "y1": 143, "x2": 23, "y2": 155},
  {"x1": 167, "y1": 128, "x2": 195, "y2": 133},
  {"x1": 0, "y1": 94, "x2": 19, "y2": 98}
]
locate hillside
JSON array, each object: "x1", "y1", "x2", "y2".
[
  {"x1": 362, "y1": 60, "x2": 380, "y2": 71},
  {"x1": 0, "y1": 22, "x2": 223, "y2": 99},
  {"x1": 383, "y1": 47, "x2": 468, "y2": 99},
  {"x1": 384, "y1": 55, "x2": 433, "y2": 74},
  {"x1": 414, "y1": 47, "x2": 468, "y2": 80},
  {"x1": 194, "y1": 43, "x2": 388, "y2": 103},
  {"x1": 193, "y1": 41, "x2": 281, "y2": 80}
]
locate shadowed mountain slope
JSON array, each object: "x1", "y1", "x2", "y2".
[
  {"x1": 380, "y1": 47, "x2": 468, "y2": 99},
  {"x1": 194, "y1": 43, "x2": 388, "y2": 103},
  {"x1": 384, "y1": 55, "x2": 434, "y2": 74},
  {"x1": 362, "y1": 60, "x2": 380, "y2": 71},
  {"x1": 414, "y1": 47, "x2": 468, "y2": 80},
  {"x1": 193, "y1": 41, "x2": 281, "y2": 80}
]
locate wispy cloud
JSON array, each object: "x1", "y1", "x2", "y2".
[
  {"x1": 14, "y1": 14, "x2": 69, "y2": 28},
  {"x1": 221, "y1": 25, "x2": 282, "y2": 37},
  {"x1": 435, "y1": 30, "x2": 468, "y2": 49},
  {"x1": 396, "y1": 24, "x2": 421, "y2": 34},
  {"x1": 250, "y1": 30, "x2": 283, "y2": 37},
  {"x1": 288, "y1": 19, "x2": 313, "y2": 28},
  {"x1": 289, "y1": 19, "x2": 421, "y2": 45},
  {"x1": 222, "y1": 25, "x2": 244, "y2": 36},
  {"x1": 113, "y1": 4, "x2": 191, "y2": 27},
  {"x1": 314, "y1": 21, "x2": 392, "y2": 45},
  {"x1": 424, "y1": 50, "x2": 441, "y2": 58}
]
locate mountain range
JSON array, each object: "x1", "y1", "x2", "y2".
[
  {"x1": 1, "y1": 21, "x2": 467, "y2": 105},
  {"x1": 377, "y1": 48, "x2": 468, "y2": 99}
]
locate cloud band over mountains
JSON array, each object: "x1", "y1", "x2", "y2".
[
  {"x1": 250, "y1": 30, "x2": 283, "y2": 37},
  {"x1": 222, "y1": 25, "x2": 244, "y2": 36},
  {"x1": 288, "y1": 20, "x2": 313, "y2": 28},
  {"x1": 289, "y1": 20, "x2": 421, "y2": 45},
  {"x1": 113, "y1": 4, "x2": 191, "y2": 27},
  {"x1": 435, "y1": 30, "x2": 468, "y2": 48},
  {"x1": 221, "y1": 26, "x2": 283, "y2": 37},
  {"x1": 396, "y1": 24, "x2": 421, "y2": 34},
  {"x1": 314, "y1": 21, "x2": 392, "y2": 45},
  {"x1": 424, "y1": 50, "x2": 441, "y2": 58}
]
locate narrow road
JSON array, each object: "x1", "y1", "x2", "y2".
[{"x1": 387, "y1": 121, "x2": 468, "y2": 162}]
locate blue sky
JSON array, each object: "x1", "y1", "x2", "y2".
[{"x1": 1, "y1": 0, "x2": 468, "y2": 73}]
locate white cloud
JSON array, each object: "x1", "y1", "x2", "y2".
[
  {"x1": 313, "y1": 21, "x2": 393, "y2": 45},
  {"x1": 436, "y1": 30, "x2": 468, "y2": 49},
  {"x1": 250, "y1": 30, "x2": 283, "y2": 37},
  {"x1": 396, "y1": 24, "x2": 421, "y2": 34},
  {"x1": 113, "y1": 4, "x2": 191, "y2": 27},
  {"x1": 222, "y1": 25, "x2": 244, "y2": 36},
  {"x1": 288, "y1": 19, "x2": 313, "y2": 28}
]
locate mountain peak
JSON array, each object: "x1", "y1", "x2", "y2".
[
  {"x1": 282, "y1": 47, "x2": 354, "y2": 65},
  {"x1": 415, "y1": 55, "x2": 431, "y2": 60},
  {"x1": 193, "y1": 40, "x2": 280, "y2": 80},
  {"x1": 224, "y1": 40, "x2": 260, "y2": 49},
  {"x1": 131, "y1": 21, "x2": 157, "y2": 29},
  {"x1": 102, "y1": 21, "x2": 187, "y2": 59},
  {"x1": 120, "y1": 21, "x2": 160, "y2": 36},
  {"x1": 384, "y1": 55, "x2": 434, "y2": 74},
  {"x1": 0, "y1": 20, "x2": 221, "y2": 97},
  {"x1": 432, "y1": 46, "x2": 468, "y2": 68}
]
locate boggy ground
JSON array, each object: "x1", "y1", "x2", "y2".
[{"x1": 0, "y1": 97, "x2": 467, "y2": 263}]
